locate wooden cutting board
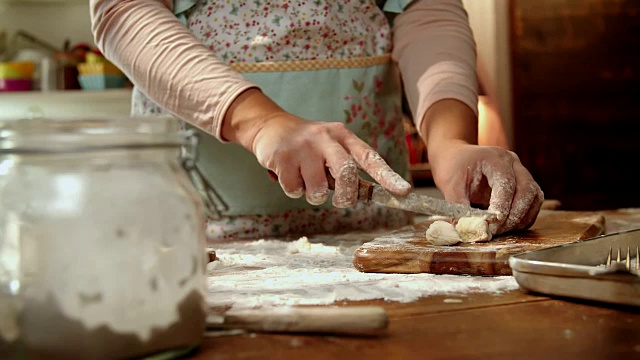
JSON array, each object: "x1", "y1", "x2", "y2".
[{"x1": 352, "y1": 210, "x2": 605, "y2": 276}]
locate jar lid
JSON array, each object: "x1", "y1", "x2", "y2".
[{"x1": 0, "y1": 116, "x2": 186, "y2": 154}]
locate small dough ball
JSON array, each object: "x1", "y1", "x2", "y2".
[
  {"x1": 287, "y1": 236, "x2": 312, "y2": 254},
  {"x1": 455, "y1": 217, "x2": 492, "y2": 243},
  {"x1": 425, "y1": 220, "x2": 462, "y2": 246}
]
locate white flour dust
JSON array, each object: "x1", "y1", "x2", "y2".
[{"x1": 206, "y1": 233, "x2": 519, "y2": 310}]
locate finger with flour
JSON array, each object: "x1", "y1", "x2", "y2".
[
  {"x1": 494, "y1": 157, "x2": 544, "y2": 233},
  {"x1": 483, "y1": 163, "x2": 516, "y2": 235},
  {"x1": 326, "y1": 154, "x2": 359, "y2": 208},
  {"x1": 340, "y1": 135, "x2": 411, "y2": 196},
  {"x1": 300, "y1": 155, "x2": 330, "y2": 205},
  {"x1": 275, "y1": 167, "x2": 305, "y2": 199}
]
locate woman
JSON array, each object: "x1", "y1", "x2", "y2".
[{"x1": 89, "y1": 0, "x2": 544, "y2": 241}]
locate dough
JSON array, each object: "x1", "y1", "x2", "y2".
[
  {"x1": 455, "y1": 217, "x2": 492, "y2": 243},
  {"x1": 425, "y1": 220, "x2": 462, "y2": 246},
  {"x1": 286, "y1": 237, "x2": 338, "y2": 254},
  {"x1": 287, "y1": 237, "x2": 312, "y2": 254}
]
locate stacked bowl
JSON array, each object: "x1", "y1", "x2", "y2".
[
  {"x1": 77, "y1": 53, "x2": 128, "y2": 91},
  {"x1": 0, "y1": 61, "x2": 35, "y2": 92}
]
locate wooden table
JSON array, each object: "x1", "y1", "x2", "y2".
[{"x1": 190, "y1": 210, "x2": 640, "y2": 359}]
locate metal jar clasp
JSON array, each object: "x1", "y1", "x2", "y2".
[{"x1": 180, "y1": 130, "x2": 228, "y2": 220}]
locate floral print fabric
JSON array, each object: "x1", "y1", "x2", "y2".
[{"x1": 184, "y1": 0, "x2": 392, "y2": 63}]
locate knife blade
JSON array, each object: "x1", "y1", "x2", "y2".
[
  {"x1": 327, "y1": 174, "x2": 499, "y2": 220},
  {"x1": 367, "y1": 182, "x2": 498, "y2": 219},
  {"x1": 268, "y1": 169, "x2": 499, "y2": 220}
]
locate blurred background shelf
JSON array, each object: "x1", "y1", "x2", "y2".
[{"x1": 0, "y1": 88, "x2": 132, "y2": 120}]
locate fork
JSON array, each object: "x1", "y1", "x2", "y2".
[{"x1": 605, "y1": 246, "x2": 639, "y2": 275}]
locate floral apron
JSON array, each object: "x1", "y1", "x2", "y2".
[{"x1": 132, "y1": 0, "x2": 415, "y2": 241}]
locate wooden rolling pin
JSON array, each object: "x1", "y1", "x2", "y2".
[{"x1": 207, "y1": 306, "x2": 388, "y2": 336}]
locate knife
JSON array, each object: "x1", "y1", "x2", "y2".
[
  {"x1": 326, "y1": 173, "x2": 499, "y2": 221},
  {"x1": 267, "y1": 170, "x2": 499, "y2": 220}
]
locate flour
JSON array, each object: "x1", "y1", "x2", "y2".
[{"x1": 206, "y1": 233, "x2": 519, "y2": 310}]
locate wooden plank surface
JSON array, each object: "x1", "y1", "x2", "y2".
[
  {"x1": 192, "y1": 291, "x2": 640, "y2": 360},
  {"x1": 188, "y1": 210, "x2": 640, "y2": 360},
  {"x1": 352, "y1": 210, "x2": 605, "y2": 275}
]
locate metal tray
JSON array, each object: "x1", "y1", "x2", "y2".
[{"x1": 509, "y1": 229, "x2": 640, "y2": 307}]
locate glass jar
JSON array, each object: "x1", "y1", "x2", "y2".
[{"x1": 0, "y1": 117, "x2": 208, "y2": 359}]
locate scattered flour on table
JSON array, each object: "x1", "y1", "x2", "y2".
[{"x1": 206, "y1": 235, "x2": 519, "y2": 310}]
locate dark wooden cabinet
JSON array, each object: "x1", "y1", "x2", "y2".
[{"x1": 510, "y1": 0, "x2": 640, "y2": 210}]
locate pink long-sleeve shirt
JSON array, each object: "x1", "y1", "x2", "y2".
[{"x1": 89, "y1": 0, "x2": 477, "y2": 140}]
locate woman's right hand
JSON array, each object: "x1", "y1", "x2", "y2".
[
  {"x1": 221, "y1": 89, "x2": 411, "y2": 207},
  {"x1": 429, "y1": 141, "x2": 544, "y2": 235},
  {"x1": 421, "y1": 99, "x2": 544, "y2": 236}
]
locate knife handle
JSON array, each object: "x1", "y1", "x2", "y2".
[{"x1": 325, "y1": 170, "x2": 374, "y2": 202}]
